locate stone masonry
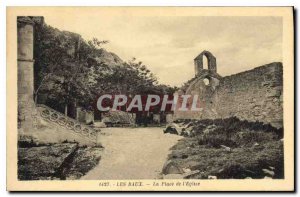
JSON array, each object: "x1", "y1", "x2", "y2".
[
  {"x1": 17, "y1": 16, "x2": 36, "y2": 132},
  {"x1": 174, "y1": 51, "x2": 283, "y2": 128}
]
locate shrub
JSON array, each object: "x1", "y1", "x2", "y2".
[
  {"x1": 233, "y1": 131, "x2": 278, "y2": 146},
  {"x1": 168, "y1": 117, "x2": 284, "y2": 179},
  {"x1": 198, "y1": 133, "x2": 237, "y2": 148},
  {"x1": 216, "y1": 163, "x2": 252, "y2": 179}
]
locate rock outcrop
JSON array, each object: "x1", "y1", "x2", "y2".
[
  {"x1": 18, "y1": 142, "x2": 103, "y2": 180},
  {"x1": 18, "y1": 143, "x2": 78, "y2": 180}
]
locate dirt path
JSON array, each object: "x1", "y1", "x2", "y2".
[{"x1": 81, "y1": 127, "x2": 182, "y2": 180}]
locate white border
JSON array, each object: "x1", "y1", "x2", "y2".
[{"x1": 2, "y1": 0, "x2": 298, "y2": 196}]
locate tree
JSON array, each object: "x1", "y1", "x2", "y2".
[
  {"x1": 34, "y1": 23, "x2": 177, "y2": 119},
  {"x1": 34, "y1": 24, "x2": 107, "y2": 115}
]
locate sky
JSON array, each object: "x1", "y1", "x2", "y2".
[{"x1": 44, "y1": 12, "x2": 282, "y2": 87}]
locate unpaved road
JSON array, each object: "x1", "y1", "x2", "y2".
[{"x1": 81, "y1": 127, "x2": 182, "y2": 180}]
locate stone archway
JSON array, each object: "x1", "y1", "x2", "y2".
[{"x1": 194, "y1": 50, "x2": 217, "y2": 76}]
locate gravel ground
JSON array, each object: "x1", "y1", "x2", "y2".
[{"x1": 81, "y1": 127, "x2": 182, "y2": 180}]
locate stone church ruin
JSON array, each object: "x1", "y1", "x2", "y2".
[{"x1": 174, "y1": 50, "x2": 283, "y2": 129}]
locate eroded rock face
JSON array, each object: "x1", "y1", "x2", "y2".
[
  {"x1": 162, "y1": 160, "x2": 184, "y2": 175},
  {"x1": 65, "y1": 147, "x2": 103, "y2": 180},
  {"x1": 18, "y1": 143, "x2": 103, "y2": 180},
  {"x1": 18, "y1": 143, "x2": 78, "y2": 180},
  {"x1": 94, "y1": 48, "x2": 123, "y2": 66}
]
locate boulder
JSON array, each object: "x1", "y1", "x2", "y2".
[
  {"x1": 183, "y1": 170, "x2": 201, "y2": 179},
  {"x1": 163, "y1": 174, "x2": 184, "y2": 179},
  {"x1": 208, "y1": 175, "x2": 217, "y2": 179},
  {"x1": 18, "y1": 143, "x2": 78, "y2": 180},
  {"x1": 162, "y1": 160, "x2": 184, "y2": 175},
  {"x1": 262, "y1": 169, "x2": 275, "y2": 177},
  {"x1": 183, "y1": 168, "x2": 192, "y2": 173},
  {"x1": 269, "y1": 166, "x2": 275, "y2": 170},
  {"x1": 253, "y1": 142, "x2": 259, "y2": 147},
  {"x1": 65, "y1": 147, "x2": 103, "y2": 180},
  {"x1": 203, "y1": 124, "x2": 218, "y2": 134},
  {"x1": 220, "y1": 145, "x2": 231, "y2": 152},
  {"x1": 181, "y1": 126, "x2": 194, "y2": 136},
  {"x1": 94, "y1": 121, "x2": 107, "y2": 128},
  {"x1": 173, "y1": 123, "x2": 184, "y2": 135},
  {"x1": 164, "y1": 122, "x2": 198, "y2": 136},
  {"x1": 164, "y1": 123, "x2": 179, "y2": 135},
  {"x1": 264, "y1": 176, "x2": 272, "y2": 179}
]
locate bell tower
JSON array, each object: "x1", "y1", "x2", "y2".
[{"x1": 194, "y1": 50, "x2": 217, "y2": 76}]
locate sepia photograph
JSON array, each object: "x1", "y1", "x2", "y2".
[{"x1": 6, "y1": 6, "x2": 294, "y2": 191}]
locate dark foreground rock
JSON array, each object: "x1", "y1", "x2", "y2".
[
  {"x1": 168, "y1": 139, "x2": 283, "y2": 179},
  {"x1": 18, "y1": 143, "x2": 103, "y2": 180},
  {"x1": 65, "y1": 147, "x2": 103, "y2": 180}
]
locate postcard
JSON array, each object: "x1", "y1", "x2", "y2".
[{"x1": 7, "y1": 6, "x2": 294, "y2": 191}]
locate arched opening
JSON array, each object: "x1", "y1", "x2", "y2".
[
  {"x1": 194, "y1": 50, "x2": 217, "y2": 76},
  {"x1": 202, "y1": 54, "x2": 209, "y2": 70},
  {"x1": 203, "y1": 77, "x2": 210, "y2": 86}
]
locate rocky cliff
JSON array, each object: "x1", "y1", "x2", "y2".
[{"x1": 43, "y1": 26, "x2": 123, "y2": 67}]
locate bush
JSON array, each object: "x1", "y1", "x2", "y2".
[
  {"x1": 175, "y1": 116, "x2": 283, "y2": 148},
  {"x1": 233, "y1": 131, "x2": 278, "y2": 146},
  {"x1": 176, "y1": 117, "x2": 283, "y2": 138},
  {"x1": 168, "y1": 117, "x2": 284, "y2": 179},
  {"x1": 198, "y1": 133, "x2": 237, "y2": 148},
  {"x1": 216, "y1": 163, "x2": 252, "y2": 179}
]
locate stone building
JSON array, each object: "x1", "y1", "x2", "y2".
[{"x1": 174, "y1": 50, "x2": 283, "y2": 128}]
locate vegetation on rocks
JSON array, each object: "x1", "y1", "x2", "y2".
[
  {"x1": 18, "y1": 141, "x2": 103, "y2": 180},
  {"x1": 166, "y1": 117, "x2": 284, "y2": 179},
  {"x1": 64, "y1": 146, "x2": 104, "y2": 180},
  {"x1": 33, "y1": 23, "x2": 177, "y2": 115}
]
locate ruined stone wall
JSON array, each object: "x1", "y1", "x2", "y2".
[
  {"x1": 76, "y1": 107, "x2": 94, "y2": 124},
  {"x1": 174, "y1": 62, "x2": 283, "y2": 128},
  {"x1": 212, "y1": 62, "x2": 283, "y2": 128}
]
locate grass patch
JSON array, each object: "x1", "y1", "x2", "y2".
[{"x1": 168, "y1": 117, "x2": 284, "y2": 179}]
